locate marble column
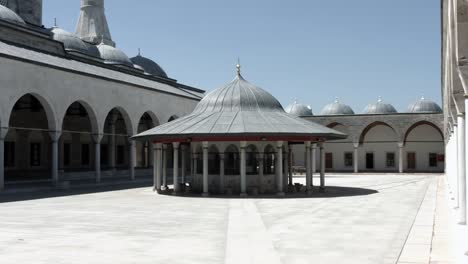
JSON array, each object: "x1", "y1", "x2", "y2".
[
  {"x1": 172, "y1": 142, "x2": 180, "y2": 194},
  {"x1": 162, "y1": 144, "x2": 167, "y2": 189},
  {"x1": 0, "y1": 127, "x2": 7, "y2": 191},
  {"x1": 311, "y1": 143, "x2": 317, "y2": 184},
  {"x1": 319, "y1": 143, "x2": 325, "y2": 191},
  {"x1": 283, "y1": 144, "x2": 288, "y2": 192},
  {"x1": 305, "y1": 141, "x2": 312, "y2": 193},
  {"x1": 398, "y1": 142, "x2": 404, "y2": 173},
  {"x1": 153, "y1": 143, "x2": 162, "y2": 192},
  {"x1": 240, "y1": 141, "x2": 247, "y2": 197},
  {"x1": 465, "y1": 97, "x2": 468, "y2": 223},
  {"x1": 257, "y1": 152, "x2": 264, "y2": 192},
  {"x1": 353, "y1": 143, "x2": 359, "y2": 173},
  {"x1": 109, "y1": 121, "x2": 116, "y2": 173},
  {"x1": 129, "y1": 139, "x2": 136, "y2": 180},
  {"x1": 50, "y1": 131, "x2": 61, "y2": 185},
  {"x1": 276, "y1": 141, "x2": 285, "y2": 196},
  {"x1": 93, "y1": 134, "x2": 103, "y2": 183},
  {"x1": 202, "y1": 141, "x2": 209, "y2": 197},
  {"x1": 458, "y1": 113, "x2": 467, "y2": 225},
  {"x1": 219, "y1": 152, "x2": 225, "y2": 194},
  {"x1": 181, "y1": 145, "x2": 186, "y2": 185},
  {"x1": 288, "y1": 145, "x2": 293, "y2": 186},
  {"x1": 453, "y1": 124, "x2": 459, "y2": 207}
]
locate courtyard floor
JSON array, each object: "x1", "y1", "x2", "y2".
[{"x1": 0, "y1": 173, "x2": 455, "y2": 264}]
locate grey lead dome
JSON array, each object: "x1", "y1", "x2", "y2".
[
  {"x1": 130, "y1": 54, "x2": 168, "y2": 78},
  {"x1": 321, "y1": 99, "x2": 355, "y2": 115},
  {"x1": 51, "y1": 27, "x2": 91, "y2": 55},
  {"x1": 96, "y1": 42, "x2": 133, "y2": 67},
  {"x1": 285, "y1": 101, "x2": 313, "y2": 116},
  {"x1": 408, "y1": 97, "x2": 442, "y2": 113},
  {"x1": 0, "y1": 4, "x2": 25, "y2": 25},
  {"x1": 363, "y1": 98, "x2": 398, "y2": 114}
]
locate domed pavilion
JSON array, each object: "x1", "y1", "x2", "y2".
[{"x1": 134, "y1": 64, "x2": 346, "y2": 197}]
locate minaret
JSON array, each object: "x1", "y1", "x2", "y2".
[{"x1": 76, "y1": 0, "x2": 115, "y2": 47}]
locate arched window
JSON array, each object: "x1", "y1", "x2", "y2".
[
  {"x1": 225, "y1": 145, "x2": 240, "y2": 175},
  {"x1": 264, "y1": 145, "x2": 276, "y2": 175}
]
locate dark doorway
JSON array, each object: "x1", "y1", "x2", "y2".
[
  {"x1": 325, "y1": 153, "x2": 333, "y2": 169},
  {"x1": 366, "y1": 153, "x2": 374, "y2": 169},
  {"x1": 407, "y1": 152, "x2": 416, "y2": 170}
]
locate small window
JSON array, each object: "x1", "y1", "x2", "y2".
[
  {"x1": 325, "y1": 153, "x2": 333, "y2": 169},
  {"x1": 386, "y1": 153, "x2": 395, "y2": 168},
  {"x1": 4, "y1": 141, "x2": 15, "y2": 167},
  {"x1": 81, "y1": 144, "x2": 90, "y2": 166},
  {"x1": 30, "y1": 143, "x2": 41, "y2": 167},
  {"x1": 429, "y1": 153, "x2": 438, "y2": 167},
  {"x1": 344, "y1": 152, "x2": 353, "y2": 167}
]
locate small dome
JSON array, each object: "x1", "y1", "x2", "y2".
[
  {"x1": 133, "y1": 64, "x2": 145, "y2": 71},
  {"x1": 130, "y1": 54, "x2": 168, "y2": 78},
  {"x1": 408, "y1": 97, "x2": 442, "y2": 113},
  {"x1": 321, "y1": 99, "x2": 355, "y2": 115},
  {"x1": 0, "y1": 5, "x2": 25, "y2": 25},
  {"x1": 96, "y1": 43, "x2": 133, "y2": 67},
  {"x1": 285, "y1": 100, "x2": 313, "y2": 116},
  {"x1": 363, "y1": 97, "x2": 398, "y2": 114},
  {"x1": 51, "y1": 27, "x2": 90, "y2": 54}
]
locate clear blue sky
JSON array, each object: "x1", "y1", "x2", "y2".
[{"x1": 43, "y1": 0, "x2": 441, "y2": 113}]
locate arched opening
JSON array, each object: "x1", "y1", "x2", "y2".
[
  {"x1": 404, "y1": 121, "x2": 444, "y2": 172},
  {"x1": 264, "y1": 144, "x2": 276, "y2": 175},
  {"x1": 225, "y1": 145, "x2": 240, "y2": 175},
  {"x1": 246, "y1": 144, "x2": 259, "y2": 175},
  {"x1": 60, "y1": 102, "x2": 96, "y2": 175},
  {"x1": 136, "y1": 112, "x2": 158, "y2": 168},
  {"x1": 5, "y1": 94, "x2": 54, "y2": 182},
  {"x1": 208, "y1": 145, "x2": 220, "y2": 174},
  {"x1": 359, "y1": 121, "x2": 398, "y2": 171},
  {"x1": 101, "y1": 108, "x2": 132, "y2": 174}
]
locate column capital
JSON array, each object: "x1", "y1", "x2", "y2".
[
  {"x1": 92, "y1": 133, "x2": 103, "y2": 143},
  {"x1": 276, "y1": 140, "x2": 284, "y2": 148},
  {"x1": 162, "y1": 143, "x2": 168, "y2": 150},
  {"x1": 311, "y1": 143, "x2": 317, "y2": 149},
  {"x1": 304, "y1": 141, "x2": 311, "y2": 148},
  {"x1": 49, "y1": 131, "x2": 61, "y2": 142},
  {"x1": 202, "y1": 141, "x2": 209, "y2": 149},
  {"x1": 240, "y1": 141, "x2": 247, "y2": 148},
  {"x1": 172, "y1": 142, "x2": 180, "y2": 148},
  {"x1": 0, "y1": 127, "x2": 8, "y2": 139},
  {"x1": 219, "y1": 152, "x2": 225, "y2": 160},
  {"x1": 397, "y1": 142, "x2": 404, "y2": 148},
  {"x1": 457, "y1": 113, "x2": 465, "y2": 118},
  {"x1": 154, "y1": 142, "x2": 163, "y2": 150}
]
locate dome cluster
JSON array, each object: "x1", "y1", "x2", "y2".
[
  {"x1": 285, "y1": 97, "x2": 442, "y2": 116},
  {"x1": 0, "y1": 4, "x2": 169, "y2": 78}
]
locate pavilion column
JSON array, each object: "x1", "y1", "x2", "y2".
[
  {"x1": 162, "y1": 144, "x2": 167, "y2": 189},
  {"x1": 181, "y1": 145, "x2": 187, "y2": 185},
  {"x1": 398, "y1": 142, "x2": 404, "y2": 173},
  {"x1": 109, "y1": 121, "x2": 116, "y2": 173},
  {"x1": 283, "y1": 144, "x2": 289, "y2": 191},
  {"x1": 172, "y1": 142, "x2": 180, "y2": 194},
  {"x1": 257, "y1": 152, "x2": 264, "y2": 191},
  {"x1": 129, "y1": 139, "x2": 136, "y2": 180},
  {"x1": 92, "y1": 134, "x2": 103, "y2": 183},
  {"x1": 50, "y1": 131, "x2": 61, "y2": 185},
  {"x1": 276, "y1": 141, "x2": 285, "y2": 196},
  {"x1": 305, "y1": 141, "x2": 312, "y2": 193},
  {"x1": 219, "y1": 152, "x2": 225, "y2": 194},
  {"x1": 288, "y1": 145, "x2": 293, "y2": 186},
  {"x1": 311, "y1": 143, "x2": 317, "y2": 183},
  {"x1": 0, "y1": 127, "x2": 7, "y2": 191},
  {"x1": 458, "y1": 113, "x2": 467, "y2": 224},
  {"x1": 240, "y1": 141, "x2": 247, "y2": 197},
  {"x1": 153, "y1": 143, "x2": 162, "y2": 192},
  {"x1": 452, "y1": 125, "x2": 459, "y2": 207},
  {"x1": 202, "y1": 141, "x2": 209, "y2": 197},
  {"x1": 353, "y1": 143, "x2": 359, "y2": 173},
  {"x1": 319, "y1": 143, "x2": 325, "y2": 191}
]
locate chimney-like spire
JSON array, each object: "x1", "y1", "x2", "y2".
[{"x1": 76, "y1": 0, "x2": 115, "y2": 47}]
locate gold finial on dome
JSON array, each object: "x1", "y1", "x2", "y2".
[{"x1": 236, "y1": 57, "x2": 241, "y2": 76}]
